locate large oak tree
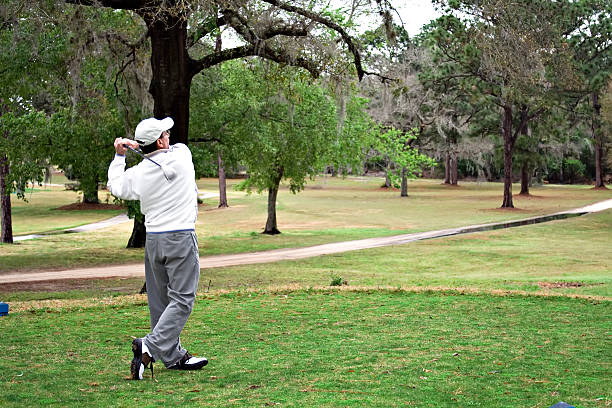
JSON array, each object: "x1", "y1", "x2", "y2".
[
  {"x1": 65, "y1": 0, "x2": 397, "y2": 245},
  {"x1": 67, "y1": 0, "x2": 395, "y2": 144}
]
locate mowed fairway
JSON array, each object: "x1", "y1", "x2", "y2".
[
  {"x1": 0, "y1": 177, "x2": 610, "y2": 407},
  {"x1": 2, "y1": 177, "x2": 611, "y2": 273}
]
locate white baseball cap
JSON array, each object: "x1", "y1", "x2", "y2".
[{"x1": 134, "y1": 117, "x2": 174, "y2": 146}]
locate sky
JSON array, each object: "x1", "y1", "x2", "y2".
[
  {"x1": 351, "y1": 0, "x2": 443, "y2": 37},
  {"x1": 394, "y1": 1, "x2": 442, "y2": 36},
  {"x1": 221, "y1": 1, "x2": 442, "y2": 47}
]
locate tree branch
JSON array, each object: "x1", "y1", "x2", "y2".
[
  {"x1": 186, "y1": 15, "x2": 227, "y2": 48},
  {"x1": 64, "y1": 0, "x2": 146, "y2": 10},
  {"x1": 259, "y1": 0, "x2": 366, "y2": 80},
  {"x1": 191, "y1": 43, "x2": 320, "y2": 78},
  {"x1": 222, "y1": 8, "x2": 309, "y2": 44},
  {"x1": 190, "y1": 136, "x2": 223, "y2": 144}
]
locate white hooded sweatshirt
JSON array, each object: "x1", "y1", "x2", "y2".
[{"x1": 107, "y1": 143, "x2": 198, "y2": 233}]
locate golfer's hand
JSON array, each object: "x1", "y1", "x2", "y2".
[{"x1": 114, "y1": 138, "x2": 139, "y2": 156}]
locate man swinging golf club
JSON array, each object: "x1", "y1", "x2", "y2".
[{"x1": 107, "y1": 117, "x2": 207, "y2": 380}]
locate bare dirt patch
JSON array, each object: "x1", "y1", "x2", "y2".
[
  {"x1": 480, "y1": 207, "x2": 529, "y2": 213},
  {"x1": 55, "y1": 203, "x2": 125, "y2": 211},
  {"x1": 515, "y1": 194, "x2": 548, "y2": 199},
  {"x1": 537, "y1": 281, "x2": 584, "y2": 289}
]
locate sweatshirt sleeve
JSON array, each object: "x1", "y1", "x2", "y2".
[{"x1": 107, "y1": 154, "x2": 140, "y2": 201}]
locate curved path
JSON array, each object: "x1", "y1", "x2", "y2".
[
  {"x1": 13, "y1": 192, "x2": 220, "y2": 242},
  {"x1": 2, "y1": 199, "x2": 611, "y2": 284}
]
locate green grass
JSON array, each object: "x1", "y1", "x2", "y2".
[
  {"x1": 8, "y1": 187, "x2": 122, "y2": 236},
  {"x1": 2, "y1": 202, "x2": 610, "y2": 302},
  {"x1": 1, "y1": 177, "x2": 610, "y2": 407},
  {"x1": 199, "y1": 209, "x2": 612, "y2": 298},
  {"x1": 2, "y1": 177, "x2": 611, "y2": 273},
  {"x1": 0, "y1": 290, "x2": 609, "y2": 407}
]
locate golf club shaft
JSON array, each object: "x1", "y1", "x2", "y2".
[
  {"x1": 123, "y1": 144, "x2": 171, "y2": 181},
  {"x1": 123, "y1": 144, "x2": 163, "y2": 168}
]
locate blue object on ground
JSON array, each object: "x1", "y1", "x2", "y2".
[
  {"x1": 550, "y1": 403, "x2": 575, "y2": 408},
  {"x1": 0, "y1": 302, "x2": 8, "y2": 316}
]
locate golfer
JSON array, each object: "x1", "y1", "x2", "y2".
[{"x1": 107, "y1": 117, "x2": 207, "y2": 380}]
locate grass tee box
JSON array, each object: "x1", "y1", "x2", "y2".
[{"x1": 0, "y1": 290, "x2": 609, "y2": 407}]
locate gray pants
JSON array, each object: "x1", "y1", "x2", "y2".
[{"x1": 143, "y1": 230, "x2": 200, "y2": 367}]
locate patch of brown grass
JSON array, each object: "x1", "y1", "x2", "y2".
[
  {"x1": 480, "y1": 207, "x2": 530, "y2": 213},
  {"x1": 515, "y1": 194, "x2": 548, "y2": 199},
  {"x1": 537, "y1": 281, "x2": 586, "y2": 289},
  {"x1": 9, "y1": 285, "x2": 609, "y2": 313}
]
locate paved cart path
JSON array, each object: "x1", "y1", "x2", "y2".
[
  {"x1": 2, "y1": 199, "x2": 611, "y2": 284},
  {"x1": 13, "y1": 192, "x2": 220, "y2": 242}
]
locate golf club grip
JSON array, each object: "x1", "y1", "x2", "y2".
[
  {"x1": 122, "y1": 144, "x2": 166, "y2": 173},
  {"x1": 123, "y1": 144, "x2": 142, "y2": 156}
]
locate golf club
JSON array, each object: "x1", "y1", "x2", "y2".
[{"x1": 123, "y1": 144, "x2": 177, "y2": 182}]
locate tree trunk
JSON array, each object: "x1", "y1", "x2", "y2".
[
  {"x1": 82, "y1": 177, "x2": 99, "y2": 204},
  {"x1": 484, "y1": 165, "x2": 492, "y2": 182},
  {"x1": 444, "y1": 152, "x2": 451, "y2": 184},
  {"x1": 400, "y1": 166, "x2": 408, "y2": 197},
  {"x1": 83, "y1": 191, "x2": 99, "y2": 204},
  {"x1": 127, "y1": 215, "x2": 146, "y2": 248},
  {"x1": 263, "y1": 167, "x2": 283, "y2": 235},
  {"x1": 384, "y1": 157, "x2": 391, "y2": 188},
  {"x1": 593, "y1": 92, "x2": 606, "y2": 188},
  {"x1": 520, "y1": 162, "x2": 530, "y2": 195},
  {"x1": 0, "y1": 155, "x2": 13, "y2": 244},
  {"x1": 535, "y1": 168, "x2": 543, "y2": 185},
  {"x1": 144, "y1": 14, "x2": 194, "y2": 146},
  {"x1": 501, "y1": 105, "x2": 515, "y2": 208},
  {"x1": 519, "y1": 119, "x2": 530, "y2": 196},
  {"x1": 218, "y1": 152, "x2": 228, "y2": 208},
  {"x1": 450, "y1": 154, "x2": 458, "y2": 186}
]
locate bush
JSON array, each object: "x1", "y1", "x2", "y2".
[
  {"x1": 563, "y1": 158, "x2": 586, "y2": 184},
  {"x1": 330, "y1": 274, "x2": 347, "y2": 286}
]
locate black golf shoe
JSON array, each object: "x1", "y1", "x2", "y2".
[
  {"x1": 130, "y1": 338, "x2": 154, "y2": 380},
  {"x1": 167, "y1": 352, "x2": 208, "y2": 370}
]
